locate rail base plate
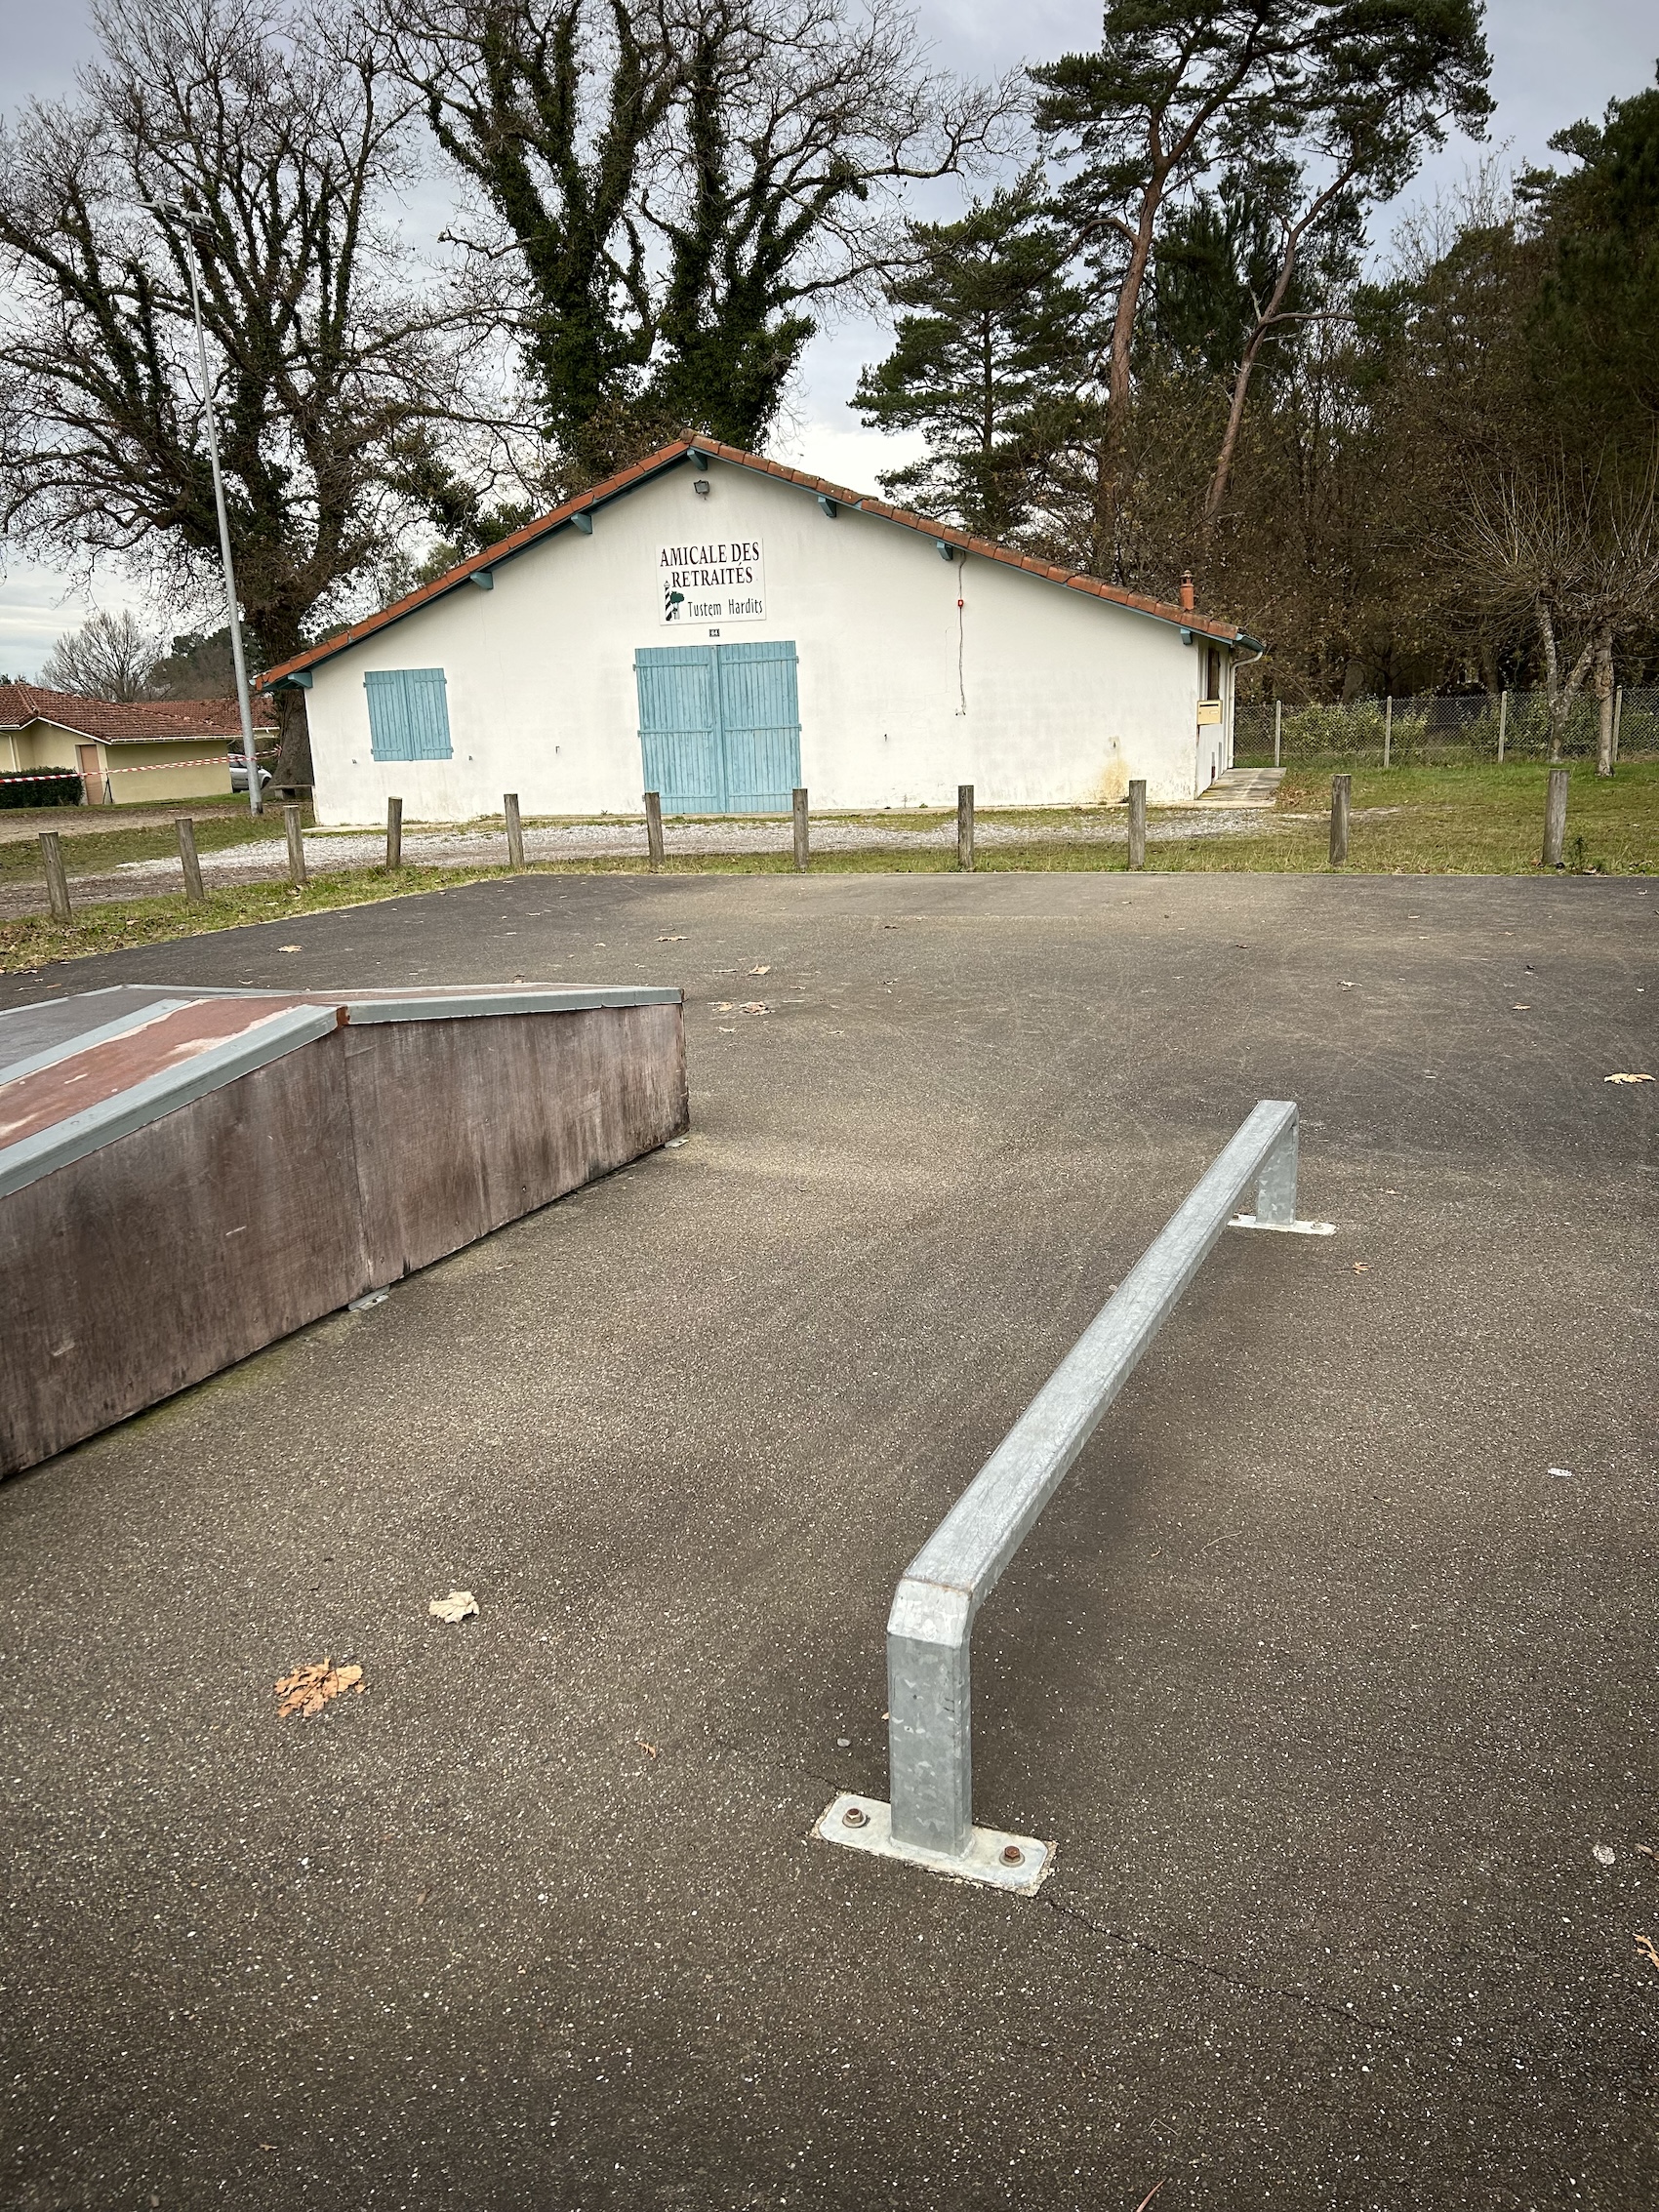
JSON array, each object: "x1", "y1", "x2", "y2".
[{"x1": 814, "y1": 1792, "x2": 1054, "y2": 1894}]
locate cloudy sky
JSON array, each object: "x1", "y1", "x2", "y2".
[{"x1": 1, "y1": 0, "x2": 1654, "y2": 676}]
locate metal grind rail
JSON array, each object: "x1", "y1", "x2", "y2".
[{"x1": 817, "y1": 1099, "x2": 1333, "y2": 1894}]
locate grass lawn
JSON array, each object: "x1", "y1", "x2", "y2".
[{"x1": 0, "y1": 759, "x2": 1650, "y2": 975}]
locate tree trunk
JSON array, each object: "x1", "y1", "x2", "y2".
[{"x1": 1593, "y1": 626, "x2": 1615, "y2": 777}]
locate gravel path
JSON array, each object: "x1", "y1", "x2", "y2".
[{"x1": 2, "y1": 806, "x2": 1288, "y2": 919}]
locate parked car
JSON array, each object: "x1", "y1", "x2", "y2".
[{"x1": 228, "y1": 750, "x2": 273, "y2": 794}]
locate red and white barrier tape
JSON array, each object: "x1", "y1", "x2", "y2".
[{"x1": 0, "y1": 747, "x2": 278, "y2": 783}]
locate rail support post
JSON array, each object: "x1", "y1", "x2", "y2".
[
  {"x1": 817, "y1": 1098, "x2": 1334, "y2": 1893},
  {"x1": 504, "y1": 792, "x2": 525, "y2": 871},
  {"x1": 385, "y1": 796, "x2": 403, "y2": 871},
  {"x1": 957, "y1": 784, "x2": 974, "y2": 872},
  {"x1": 1329, "y1": 775, "x2": 1350, "y2": 866},
  {"x1": 644, "y1": 790, "x2": 665, "y2": 871},
  {"x1": 1127, "y1": 780, "x2": 1147, "y2": 870},
  {"x1": 792, "y1": 787, "x2": 809, "y2": 872}
]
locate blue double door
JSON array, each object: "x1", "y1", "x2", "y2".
[{"x1": 635, "y1": 640, "x2": 801, "y2": 814}]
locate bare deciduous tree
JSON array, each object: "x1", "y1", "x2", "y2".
[
  {"x1": 0, "y1": 0, "x2": 478, "y2": 785},
  {"x1": 1450, "y1": 452, "x2": 1659, "y2": 771},
  {"x1": 38, "y1": 608, "x2": 161, "y2": 699}
]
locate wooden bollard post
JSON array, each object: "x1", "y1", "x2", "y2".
[
  {"x1": 504, "y1": 792, "x2": 525, "y2": 871},
  {"x1": 39, "y1": 830, "x2": 72, "y2": 923},
  {"x1": 1127, "y1": 780, "x2": 1147, "y2": 870},
  {"x1": 385, "y1": 796, "x2": 403, "y2": 870},
  {"x1": 792, "y1": 786, "x2": 809, "y2": 872},
  {"x1": 957, "y1": 784, "x2": 975, "y2": 872},
  {"x1": 1542, "y1": 766, "x2": 1569, "y2": 867},
  {"x1": 177, "y1": 817, "x2": 206, "y2": 905},
  {"x1": 644, "y1": 790, "x2": 665, "y2": 871},
  {"x1": 1329, "y1": 774, "x2": 1351, "y2": 866},
  {"x1": 283, "y1": 804, "x2": 307, "y2": 887}
]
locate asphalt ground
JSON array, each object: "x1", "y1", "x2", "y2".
[{"x1": 1, "y1": 869, "x2": 1655, "y2": 2212}]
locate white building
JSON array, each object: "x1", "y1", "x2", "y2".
[{"x1": 263, "y1": 438, "x2": 1260, "y2": 825}]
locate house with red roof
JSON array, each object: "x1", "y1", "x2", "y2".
[
  {"x1": 0, "y1": 685, "x2": 276, "y2": 806},
  {"x1": 260, "y1": 437, "x2": 1261, "y2": 825}
]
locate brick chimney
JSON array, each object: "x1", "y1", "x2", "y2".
[{"x1": 1179, "y1": 571, "x2": 1194, "y2": 613}]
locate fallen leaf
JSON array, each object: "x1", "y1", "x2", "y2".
[
  {"x1": 278, "y1": 945, "x2": 303, "y2": 953},
  {"x1": 1353, "y1": 1262, "x2": 1369, "y2": 1273},
  {"x1": 274, "y1": 1658, "x2": 366, "y2": 1718},
  {"x1": 658, "y1": 934, "x2": 685, "y2": 942},
  {"x1": 429, "y1": 1589, "x2": 478, "y2": 1625},
  {"x1": 635, "y1": 1738, "x2": 659, "y2": 1759},
  {"x1": 710, "y1": 1000, "x2": 735, "y2": 1012},
  {"x1": 748, "y1": 964, "x2": 771, "y2": 976},
  {"x1": 1636, "y1": 1934, "x2": 1659, "y2": 1974},
  {"x1": 1637, "y1": 1844, "x2": 1657, "y2": 1860},
  {"x1": 740, "y1": 1001, "x2": 769, "y2": 1016},
  {"x1": 1513, "y1": 1003, "x2": 1530, "y2": 1011},
  {"x1": 1605, "y1": 1072, "x2": 1653, "y2": 1085},
  {"x1": 1133, "y1": 2186, "x2": 1165, "y2": 2212}
]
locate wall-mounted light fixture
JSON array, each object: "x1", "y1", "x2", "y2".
[{"x1": 693, "y1": 478, "x2": 710, "y2": 499}]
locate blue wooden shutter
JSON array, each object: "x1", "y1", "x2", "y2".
[
  {"x1": 634, "y1": 646, "x2": 723, "y2": 812},
  {"x1": 714, "y1": 641, "x2": 799, "y2": 811},
  {"x1": 365, "y1": 668, "x2": 452, "y2": 761}
]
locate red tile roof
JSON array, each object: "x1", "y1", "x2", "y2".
[
  {"x1": 259, "y1": 437, "x2": 1252, "y2": 689},
  {"x1": 0, "y1": 684, "x2": 275, "y2": 744}
]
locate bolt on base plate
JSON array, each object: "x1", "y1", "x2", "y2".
[
  {"x1": 1228, "y1": 1214, "x2": 1335, "y2": 1235},
  {"x1": 814, "y1": 1792, "x2": 1055, "y2": 1895}
]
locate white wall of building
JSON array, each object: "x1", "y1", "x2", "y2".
[{"x1": 303, "y1": 457, "x2": 1234, "y2": 825}]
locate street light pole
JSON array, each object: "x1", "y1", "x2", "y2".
[{"x1": 144, "y1": 204, "x2": 262, "y2": 817}]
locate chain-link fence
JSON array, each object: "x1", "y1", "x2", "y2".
[{"x1": 1234, "y1": 687, "x2": 1659, "y2": 767}]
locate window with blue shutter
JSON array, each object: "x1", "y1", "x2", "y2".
[{"x1": 364, "y1": 668, "x2": 453, "y2": 761}]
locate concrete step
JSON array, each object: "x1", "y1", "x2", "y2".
[{"x1": 1194, "y1": 764, "x2": 1285, "y2": 807}]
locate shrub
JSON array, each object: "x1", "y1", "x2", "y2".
[{"x1": 1, "y1": 770, "x2": 84, "y2": 810}]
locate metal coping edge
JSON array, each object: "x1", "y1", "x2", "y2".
[
  {"x1": 338, "y1": 986, "x2": 682, "y2": 1023},
  {"x1": 0, "y1": 1006, "x2": 339, "y2": 1202}
]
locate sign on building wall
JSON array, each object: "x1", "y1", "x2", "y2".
[{"x1": 660, "y1": 540, "x2": 766, "y2": 627}]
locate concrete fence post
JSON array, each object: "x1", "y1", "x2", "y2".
[
  {"x1": 504, "y1": 792, "x2": 525, "y2": 871},
  {"x1": 1127, "y1": 780, "x2": 1147, "y2": 870},
  {"x1": 1497, "y1": 689, "x2": 1509, "y2": 763},
  {"x1": 1329, "y1": 774, "x2": 1351, "y2": 866},
  {"x1": 957, "y1": 784, "x2": 975, "y2": 872},
  {"x1": 283, "y1": 805, "x2": 307, "y2": 888},
  {"x1": 39, "y1": 831, "x2": 72, "y2": 923},
  {"x1": 792, "y1": 787, "x2": 810, "y2": 872},
  {"x1": 385, "y1": 796, "x2": 403, "y2": 870},
  {"x1": 1383, "y1": 696, "x2": 1393, "y2": 769},
  {"x1": 176, "y1": 817, "x2": 206, "y2": 905},
  {"x1": 644, "y1": 790, "x2": 665, "y2": 871},
  {"x1": 1542, "y1": 767, "x2": 1569, "y2": 868},
  {"x1": 1274, "y1": 700, "x2": 1282, "y2": 768}
]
